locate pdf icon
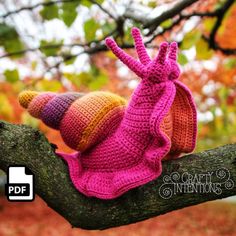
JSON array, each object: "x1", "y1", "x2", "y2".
[{"x1": 5, "y1": 166, "x2": 35, "y2": 201}]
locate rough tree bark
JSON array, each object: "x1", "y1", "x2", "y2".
[{"x1": 0, "y1": 120, "x2": 235, "y2": 230}]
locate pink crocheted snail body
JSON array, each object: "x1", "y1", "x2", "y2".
[{"x1": 18, "y1": 27, "x2": 197, "y2": 199}]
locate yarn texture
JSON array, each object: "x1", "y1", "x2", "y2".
[{"x1": 18, "y1": 27, "x2": 197, "y2": 199}]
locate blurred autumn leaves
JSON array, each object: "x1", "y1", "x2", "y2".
[
  {"x1": 0, "y1": 0, "x2": 236, "y2": 153},
  {"x1": 0, "y1": 23, "x2": 24, "y2": 57}
]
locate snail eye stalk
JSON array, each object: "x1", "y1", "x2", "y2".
[
  {"x1": 168, "y1": 42, "x2": 178, "y2": 61},
  {"x1": 131, "y1": 27, "x2": 151, "y2": 66},
  {"x1": 105, "y1": 37, "x2": 146, "y2": 79}
]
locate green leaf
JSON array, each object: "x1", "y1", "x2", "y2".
[
  {"x1": 65, "y1": 71, "x2": 93, "y2": 88},
  {"x1": 31, "y1": 61, "x2": 37, "y2": 70},
  {"x1": 66, "y1": 66, "x2": 108, "y2": 89},
  {"x1": 224, "y1": 58, "x2": 236, "y2": 70},
  {"x1": 11, "y1": 80, "x2": 25, "y2": 93},
  {"x1": 0, "y1": 23, "x2": 18, "y2": 40},
  {"x1": 203, "y1": 18, "x2": 217, "y2": 32},
  {"x1": 214, "y1": 0, "x2": 227, "y2": 9},
  {"x1": 64, "y1": 73, "x2": 81, "y2": 87},
  {"x1": 40, "y1": 2, "x2": 59, "y2": 20},
  {"x1": 0, "y1": 23, "x2": 24, "y2": 56},
  {"x1": 65, "y1": 65, "x2": 107, "y2": 89},
  {"x1": 148, "y1": 1, "x2": 157, "y2": 8},
  {"x1": 60, "y1": 2, "x2": 79, "y2": 27},
  {"x1": 101, "y1": 22, "x2": 116, "y2": 36},
  {"x1": 4, "y1": 69, "x2": 20, "y2": 83},
  {"x1": 123, "y1": 27, "x2": 134, "y2": 44},
  {"x1": 181, "y1": 30, "x2": 201, "y2": 50},
  {"x1": 106, "y1": 51, "x2": 117, "y2": 59},
  {"x1": 88, "y1": 66, "x2": 108, "y2": 90},
  {"x1": 90, "y1": 65, "x2": 99, "y2": 76},
  {"x1": 218, "y1": 86, "x2": 228, "y2": 101},
  {"x1": 21, "y1": 111, "x2": 39, "y2": 128},
  {"x1": 36, "y1": 79, "x2": 62, "y2": 91},
  {"x1": 81, "y1": 0, "x2": 93, "y2": 7},
  {"x1": 64, "y1": 56, "x2": 76, "y2": 65},
  {"x1": 178, "y1": 53, "x2": 188, "y2": 65},
  {"x1": 40, "y1": 39, "x2": 63, "y2": 56},
  {"x1": 88, "y1": 73, "x2": 108, "y2": 90},
  {"x1": 160, "y1": 19, "x2": 172, "y2": 28},
  {"x1": 196, "y1": 38, "x2": 213, "y2": 60},
  {"x1": 78, "y1": 71, "x2": 93, "y2": 85},
  {"x1": 84, "y1": 19, "x2": 99, "y2": 41},
  {"x1": 81, "y1": 0, "x2": 104, "y2": 7}
]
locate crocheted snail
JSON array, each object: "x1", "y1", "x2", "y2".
[{"x1": 18, "y1": 27, "x2": 197, "y2": 199}]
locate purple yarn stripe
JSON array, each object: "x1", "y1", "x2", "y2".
[{"x1": 41, "y1": 92, "x2": 83, "y2": 129}]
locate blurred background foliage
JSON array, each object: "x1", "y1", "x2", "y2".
[
  {"x1": 0, "y1": 0, "x2": 236, "y2": 235},
  {"x1": 0, "y1": 0, "x2": 235, "y2": 153}
]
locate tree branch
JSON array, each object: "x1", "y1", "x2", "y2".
[
  {"x1": 89, "y1": 0, "x2": 116, "y2": 19},
  {"x1": 0, "y1": 0, "x2": 78, "y2": 18},
  {"x1": 143, "y1": 0, "x2": 200, "y2": 34},
  {"x1": 208, "y1": 0, "x2": 234, "y2": 47},
  {"x1": 145, "y1": 11, "x2": 218, "y2": 44},
  {"x1": 0, "y1": 120, "x2": 235, "y2": 230},
  {"x1": 0, "y1": 42, "x2": 83, "y2": 59},
  {"x1": 0, "y1": 0, "x2": 116, "y2": 19},
  {"x1": 203, "y1": 0, "x2": 236, "y2": 55}
]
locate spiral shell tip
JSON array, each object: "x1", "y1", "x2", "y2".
[{"x1": 18, "y1": 91, "x2": 39, "y2": 109}]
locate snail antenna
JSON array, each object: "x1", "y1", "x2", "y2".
[
  {"x1": 105, "y1": 37, "x2": 146, "y2": 78},
  {"x1": 131, "y1": 27, "x2": 151, "y2": 65}
]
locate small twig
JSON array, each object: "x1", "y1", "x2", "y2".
[
  {"x1": 89, "y1": 0, "x2": 116, "y2": 19},
  {"x1": 45, "y1": 29, "x2": 118, "y2": 72},
  {"x1": 0, "y1": 0, "x2": 78, "y2": 18},
  {"x1": 0, "y1": 42, "x2": 85, "y2": 59},
  {"x1": 46, "y1": 42, "x2": 160, "y2": 73}
]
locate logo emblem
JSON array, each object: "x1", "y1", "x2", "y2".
[{"x1": 5, "y1": 166, "x2": 35, "y2": 201}]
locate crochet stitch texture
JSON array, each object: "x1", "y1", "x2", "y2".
[{"x1": 18, "y1": 27, "x2": 197, "y2": 199}]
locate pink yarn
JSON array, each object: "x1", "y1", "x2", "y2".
[{"x1": 57, "y1": 27, "x2": 197, "y2": 199}]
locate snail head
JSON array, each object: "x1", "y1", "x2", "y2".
[{"x1": 105, "y1": 27, "x2": 180, "y2": 83}]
